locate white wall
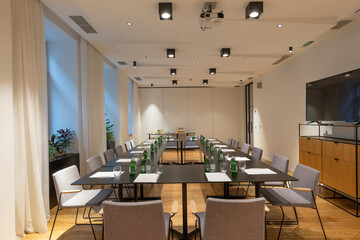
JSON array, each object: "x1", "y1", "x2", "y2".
[
  {"x1": 119, "y1": 70, "x2": 130, "y2": 145},
  {"x1": 253, "y1": 18, "x2": 360, "y2": 171},
  {"x1": 47, "y1": 40, "x2": 79, "y2": 152},
  {"x1": 0, "y1": 0, "x2": 15, "y2": 238},
  {"x1": 139, "y1": 87, "x2": 245, "y2": 144},
  {"x1": 105, "y1": 68, "x2": 120, "y2": 146}
]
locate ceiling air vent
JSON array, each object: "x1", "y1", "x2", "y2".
[
  {"x1": 330, "y1": 20, "x2": 352, "y2": 30},
  {"x1": 69, "y1": 16, "x2": 97, "y2": 33},
  {"x1": 133, "y1": 77, "x2": 143, "y2": 81},
  {"x1": 118, "y1": 61, "x2": 127, "y2": 66},
  {"x1": 272, "y1": 54, "x2": 294, "y2": 65},
  {"x1": 302, "y1": 41, "x2": 314, "y2": 47}
]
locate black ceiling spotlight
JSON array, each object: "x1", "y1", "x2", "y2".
[
  {"x1": 289, "y1": 46, "x2": 293, "y2": 53},
  {"x1": 151, "y1": 83, "x2": 154, "y2": 87},
  {"x1": 221, "y1": 48, "x2": 231, "y2": 57},
  {"x1": 172, "y1": 80, "x2": 177, "y2": 85},
  {"x1": 167, "y1": 48, "x2": 175, "y2": 58},
  {"x1": 240, "y1": 80, "x2": 243, "y2": 84},
  {"x1": 133, "y1": 61, "x2": 137, "y2": 68},
  {"x1": 170, "y1": 68, "x2": 176, "y2": 75},
  {"x1": 245, "y1": 2, "x2": 263, "y2": 19},
  {"x1": 159, "y1": 3, "x2": 173, "y2": 20},
  {"x1": 203, "y1": 79, "x2": 209, "y2": 85},
  {"x1": 209, "y1": 68, "x2": 216, "y2": 75}
]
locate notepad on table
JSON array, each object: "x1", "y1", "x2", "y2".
[
  {"x1": 208, "y1": 138, "x2": 216, "y2": 141},
  {"x1": 90, "y1": 171, "x2": 119, "y2": 178},
  {"x1": 131, "y1": 151, "x2": 143, "y2": 154},
  {"x1": 214, "y1": 144, "x2": 228, "y2": 148},
  {"x1": 133, "y1": 173, "x2": 159, "y2": 183},
  {"x1": 205, "y1": 173, "x2": 232, "y2": 182},
  {"x1": 136, "y1": 146, "x2": 147, "y2": 149},
  {"x1": 222, "y1": 149, "x2": 235, "y2": 152},
  {"x1": 243, "y1": 168, "x2": 277, "y2": 175},
  {"x1": 116, "y1": 158, "x2": 132, "y2": 163},
  {"x1": 143, "y1": 142, "x2": 151, "y2": 145},
  {"x1": 235, "y1": 157, "x2": 250, "y2": 161}
]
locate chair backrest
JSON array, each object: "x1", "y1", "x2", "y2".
[
  {"x1": 52, "y1": 165, "x2": 82, "y2": 207},
  {"x1": 86, "y1": 155, "x2": 103, "y2": 174},
  {"x1": 232, "y1": 139, "x2": 240, "y2": 149},
  {"x1": 130, "y1": 139, "x2": 136, "y2": 148},
  {"x1": 227, "y1": 138, "x2": 233, "y2": 146},
  {"x1": 271, "y1": 154, "x2": 289, "y2": 173},
  {"x1": 251, "y1": 147, "x2": 263, "y2": 161},
  {"x1": 202, "y1": 198, "x2": 265, "y2": 240},
  {"x1": 124, "y1": 141, "x2": 132, "y2": 152},
  {"x1": 103, "y1": 200, "x2": 167, "y2": 240},
  {"x1": 240, "y1": 143, "x2": 251, "y2": 154},
  {"x1": 103, "y1": 149, "x2": 116, "y2": 163},
  {"x1": 290, "y1": 164, "x2": 320, "y2": 207},
  {"x1": 114, "y1": 145, "x2": 124, "y2": 157}
]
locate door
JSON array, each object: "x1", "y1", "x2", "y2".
[{"x1": 245, "y1": 82, "x2": 254, "y2": 146}]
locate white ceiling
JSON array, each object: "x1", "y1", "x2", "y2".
[{"x1": 42, "y1": 0, "x2": 360, "y2": 87}]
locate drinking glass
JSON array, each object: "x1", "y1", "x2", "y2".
[
  {"x1": 156, "y1": 164, "x2": 164, "y2": 175},
  {"x1": 220, "y1": 161, "x2": 228, "y2": 173},
  {"x1": 113, "y1": 166, "x2": 122, "y2": 177},
  {"x1": 238, "y1": 161, "x2": 246, "y2": 171}
]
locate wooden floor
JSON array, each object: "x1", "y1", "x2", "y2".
[{"x1": 24, "y1": 149, "x2": 360, "y2": 239}]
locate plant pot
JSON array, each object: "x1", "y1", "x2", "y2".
[{"x1": 107, "y1": 140, "x2": 115, "y2": 150}]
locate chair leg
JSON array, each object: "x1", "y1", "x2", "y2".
[
  {"x1": 102, "y1": 220, "x2": 104, "y2": 240},
  {"x1": 194, "y1": 219, "x2": 198, "y2": 240},
  {"x1": 49, "y1": 205, "x2": 60, "y2": 240},
  {"x1": 88, "y1": 207, "x2": 97, "y2": 240},
  {"x1": 312, "y1": 190, "x2": 327, "y2": 239},
  {"x1": 277, "y1": 206, "x2": 285, "y2": 240},
  {"x1": 265, "y1": 213, "x2": 267, "y2": 240},
  {"x1": 245, "y1": 182, "x2": 251, "y2": 197},
  {"x1": 293, "y1": 207, "x2": 299, "y2": 224}
]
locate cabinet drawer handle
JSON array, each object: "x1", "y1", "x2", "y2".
[{"x1": 334, "y1": 158, "x2": 339, "y2": 160}]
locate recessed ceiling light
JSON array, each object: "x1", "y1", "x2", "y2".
[
  {"x1": 127, "y1": 22, "x2": 133, "y2": 26},
  {"x1": 151, "y1": 83, "x2": 154, "y2": 87},
  {"x1": 167, "y1": 48, "x2": 175, "y2": 58},
  {"x1": 289, "y1": 46, "x2": 293, "y2": 53},
  {"x1": 159, "y1": 3, "x2": 173, "y2": 20},
  {"x1": 172, "y1": 80, "x2": 177, "y2": 85},
  {"x1": 170, "y1": 68, "x2": 176, "y2": 75},
  {"x1": 240, "y1": 80, "x2": 243, "y2": 84},
  {"x1": 145, "y1": 56, "x2": 149, "y2": 59},
  {"x1": 194, "y1": 55, "x2": 199, "y2": 58},
  {"x1": 345, "y1": 72, "x2": 351, "y2": 77},
  {"x1": 209, "y1": 68, "x2": 216, "y2": 75},
  {"x1": 245, "y1": 2, "x2": 263, "y2": 19},
  {"x1": 276, "y1": 24, "x2": 283, "y2": 28},
  {"x1": 221, "y1": 48, "x2": 231, "y2": 58},
  {"x1": 203, "y1": 80, "x2": 208, "y2": 85}
]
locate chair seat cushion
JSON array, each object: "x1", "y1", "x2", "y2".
[
  {"x1": 195, "y1": 211, "x2": 205, "y2": 237},
  {"x1": 263, "y1": 181, "x2": 286, "y2": 187},
  {"x1": 185, "y1": 142, "x2": 199, "y2": 149},
  {"x1": 261, "y1": 188, "x2": 313, "y2": 208},
  {"x1": 61, "y1": 189, "x2": 112, "y2": 208},
  {"x1": 163, "y1": 212, "x2": 171, "y2": 237}
]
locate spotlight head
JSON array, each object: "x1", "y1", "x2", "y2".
[
  {"x1": 209, "y1": 68, "x2": 216, "y2": 75},
  {"x1": 240, "y1": 80, "x2": 243, "y2": 84},
  {"x1": 345, "y1": 72, "x2": 351, "y2": 77},
  {"x1": 151, "y1": 83, "x2": 154, "y2": 87},
  {"x1": 203, "y1": 79, "x2": 208, "y2": 85},
  {"x1": 170, "y1": 68, "x2": 176, "y2": 75},
  {"x1": 167, "y1": 48, "x2": 175, "y2": 58},
  {"x1": 159, "y1": 3, "x2": 173, "y2": 20},
  {"x1": 133, "y1": 61, "x2": 137, "y2": 68},
  {"x1": 289, "y1": 46, "x2": 293, "y2": 53},
  {"x1": 172, "y1": 80, "x2": 177, "y2": 85},
  {"x1": 221, "y1": 48, "x2": 231, "y2": 58},
  {"x1": 245, "y1": 2, "x2": 263, "y2": 19}
]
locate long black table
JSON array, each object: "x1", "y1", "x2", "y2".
[{"x1": 72, "y1": 138, "x2": 297, "y2": 239}]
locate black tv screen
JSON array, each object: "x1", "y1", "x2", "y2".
[{"x1": 306, "y1": 69, "x2": 360, "y2": 122}]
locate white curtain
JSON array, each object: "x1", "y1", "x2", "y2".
[
  {"x1": 12, "y1": 0, "x2": 49, "y2": 237},
  {"x1": 79, "y1": 39, "x2": 106, "y2": 175}
]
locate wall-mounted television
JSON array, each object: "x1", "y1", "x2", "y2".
[{"x1": 306, "y1": 68, "x2": 360, "y2": 122}]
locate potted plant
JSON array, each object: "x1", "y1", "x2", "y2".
[
  {"x1": 106, "y1": 117, "x2": 115, "y2": 150},
  {"x1": 48, "y1": 128, "x2": 74, "y2": 160}
]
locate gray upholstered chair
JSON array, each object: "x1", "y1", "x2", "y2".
[
  {"x1": 102, "y1": 200, "x2": 177, "y2": 240},
  {"x1": 261, "y1": 164, "x2": 326, "y2": 239},
  {"x1": 192, "y1": 198, "x2": 266, "y2": 240},
  {"x1": 130, "y1": 139, "x2": 136, "y2": 148},
  {"x1": 227, "y1": 138, "x2": 233, "y2": 146},
  {"x1": 114, "y1": 145, "x2": 124, "y2": 157},
  {"x1": 103, "y1": 149, "x2": 116, "y2": 163},
  {"x1": 232, "y1": 139, "x2": 240, "y2": 149},
  {"x1": 50, "y1": 165, "x2": 112, "y2": 240},
  {"x1": 251, "y1": 146, "x2": 263, "y2": 161},
  {"x1": 166, "y1": 137, "x2": 178, "y2": 149},
  {"x1": 124, "y1": 141, "x2": 132, "y2": 152},
  {"x1": 86, "y1": 155, "x2": 103, "y2": 174},
  {"x1": 185, "y1": 136, "x2": 199, "y2": 149},
  {"x1": 240, "y1": 143, "x2": 251, "y2": 154},
  {"x1": 263, "y1": 154, "x2": 289, "y2": 187}
]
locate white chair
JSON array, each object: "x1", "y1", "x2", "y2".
[
  {"x1": 232, "y1": 139, "x2": 240, "y2": 149},
  {"x1": 124, "y1": 141, "x2": 132, "y2": 152},
  {"x1": 86, "y1": 155, "x2": 103, "y2": 174},
  {"x1": 114, "y1": 145, "x2": 124, "y2": 157},
  {"x1": 130, "y1": 139, "x2": 136, "y2": 148},
  {"x1": 227, "y1": 138, "x2": 233, "y2": 146},
  {"x1": 50, "y1": 165, "x2": 112, "y2": 240},
  {"x1": 103, "y1": 149, "x2": 116, "y2": 163},
  {"x1": 251, "y1": 147, "x2": 263, "y2": 161},
  {"x1": 240, "y1": 143, "x2": 251, "y2": 154}
]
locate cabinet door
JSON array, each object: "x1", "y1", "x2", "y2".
[
  {"x1": 309, "y1": 153, "x2": 322, "y2": 182},
  {"x1": 323, "y1": 141, "x2": 343, "y2": 159},
  {"x1": 332, "y1": 158, "x2": 347, "y2": 193},
  {"x1": 345, "y1": 162, "x2": 356, "y2": 197},
  {"x1": 299, "y1": 150, "x2": 310, "y2": 166},
  {"x1": 322, "y1": 156, "x2": 333, "y2": 187}
]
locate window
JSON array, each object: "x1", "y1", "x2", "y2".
[{"x1": 128, "y1": 80, "x2": 133, "y2": 135}]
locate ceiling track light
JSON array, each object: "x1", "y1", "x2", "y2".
[
  {"x1": 289, "y1": 46, "x2": 293, "y2": 53},
  {"x1": 170, "y1": 68, "x2": 176, "y2": 75},
  {"x1": 245, "y1": 2, "x2": 263, "y2": 19},
  {"x1": 172, "y1": 80, "x2": 177, "y2": 85},
  {"x1": 133, "y1": 61, "x2": 137, "y2": 68},
  {"x1": 209, "y1": 68, "x2": 216, "y2": 75},
  {"x1": 167, "y1": 48, "x2": 175, "y2": 58},
  {"x1": 221, "y1": 48, "x2": 231, "y2": 57},
  {"x1": 159, "y1": 3, "x2": 173, "y2": 20},
  {"x1": 203, "y1": 79, "x2": 208, "y2": 85},
  {"x1": 151, "y1": 83, "x2": 154, "y2": 87}
]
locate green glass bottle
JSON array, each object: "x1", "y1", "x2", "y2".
[
  {"x1": 205, "y1": 139, "x2": 209, "y2": 149},
  {"x1": 167, "y1": 135, "x2": 170, "y2": 142},
  {"x1": 192, "y1": 135, "x2": 195, "y2": 141},
  {"x1": 143, "y1": 149, "x2": 148, "y2": 160},
  {"x1": 217, "y1": 148, "x2": 223, "y2": 161},
  {"x1": 129, "y1": 159, "x2": 136, "y2": 175},
  {"x1": 210, "y1": 142, "x2": 214, "y2": 152},
  {"x1": 231, "y1": 157, "x2": 237, "y2": 174},
  {"x1": 151, "y1": 143, "x2": 154, "y2": 153},
  {"x1": 154, "y1": 140, "x2": 158, "y2": 150},
  {"x1": 140, "y1": 158, "x2": 146, "y2": 173},
  {"x1": 204, "y1": 156, "x2": 210, "y2": 172}
]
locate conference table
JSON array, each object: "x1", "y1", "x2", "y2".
[{"x1": 72, "y1": 138, "x2": 297, "y2": 239}]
